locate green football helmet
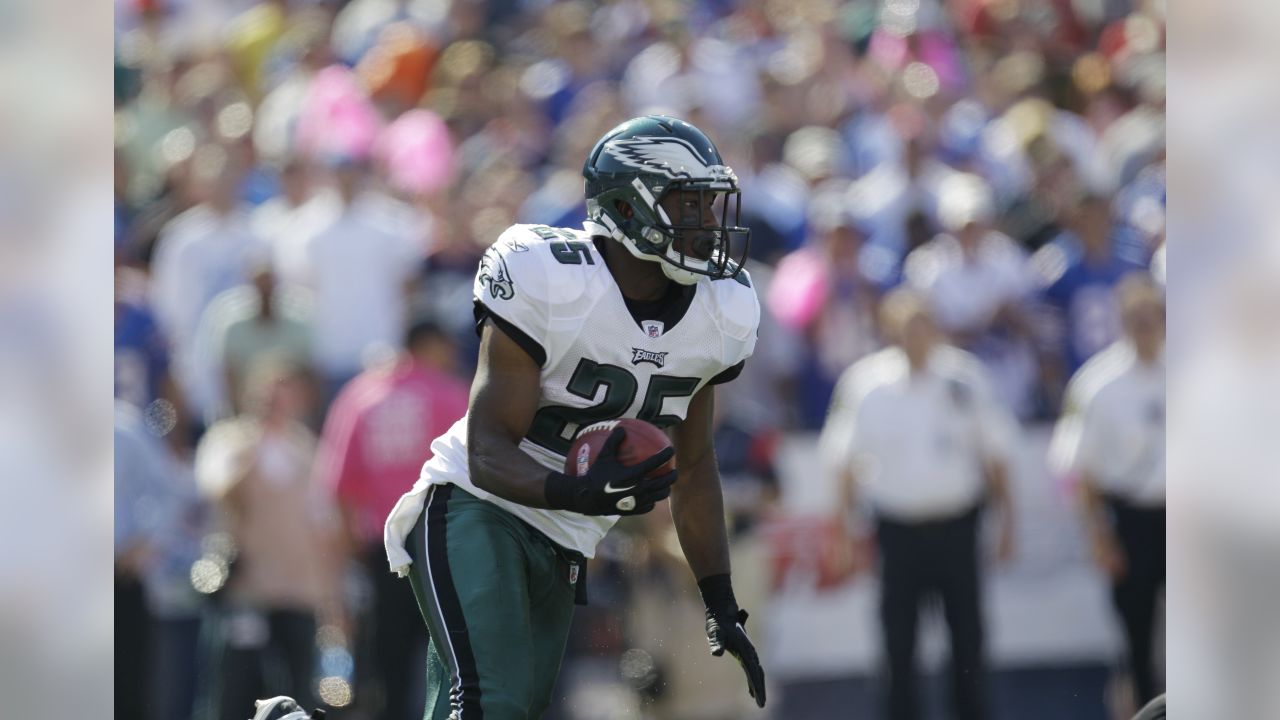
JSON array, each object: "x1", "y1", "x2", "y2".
[{"x1": 583, "y1": 115, "x2": 750, "y2": 284}]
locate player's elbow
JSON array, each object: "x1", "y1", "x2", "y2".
[
  {"x1": 467, "y1": 436, "x2": 499, "y2": 493},
  {"x1": 465, "y1": 416, "x2": 486, "y2": 474},
  {"x1": 466, "y1": 426, "x2": 513, "y2": 494}
]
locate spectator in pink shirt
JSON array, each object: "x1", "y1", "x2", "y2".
[{"x1": 314, "y1": 318, "x2": 468, "y2": 720}]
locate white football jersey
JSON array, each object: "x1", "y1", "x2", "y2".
[{"x1": 385, "y1": 223, "x2": 759, "y2": 564}]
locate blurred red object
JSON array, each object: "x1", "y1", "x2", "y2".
[
  {"x1": 761, "y1": 514, "x2": 875, "y2": 592},
  {"x1": 358, "y1": 23, "x2": 438, "y2": 113}
]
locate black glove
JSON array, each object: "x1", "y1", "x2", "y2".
[
  {"x1": 545, "y1": 427, "x2": 677, "y2": 516},
  {"x1": 699, "y1": 574, "x2": 767, "y2": 708}
]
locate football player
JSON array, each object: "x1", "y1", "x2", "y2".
[{"x1": 383, "y1": 115, "x2": 766, "y2": 718}]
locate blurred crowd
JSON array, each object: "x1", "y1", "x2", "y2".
[{"x1": 113, "y1": 0, "x2": 1164, "y2": 718}]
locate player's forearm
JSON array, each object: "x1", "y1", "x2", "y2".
[
  {"x1": 467, "y1": 423, "x2": 555, "y2": 508},
  {"x1": 670, "y1": 455, "x2": 732, "y2": 581},
  {"x1": 464, "y1": 333, "x2": 555, "y2": 509}
]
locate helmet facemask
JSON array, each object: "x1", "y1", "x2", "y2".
[{"x1": 587, "y1": 174, "x2": 751, "y2": 286}]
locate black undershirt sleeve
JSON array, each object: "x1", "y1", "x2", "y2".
[
  {"x1": 708, "y1": 359, "x2": 746, "y2": 385},
  {"x1": 473, "y1": 301, "x2": 547, "y2": 368}
]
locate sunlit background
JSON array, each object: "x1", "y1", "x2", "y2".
[{"x1": 104, "y1": 0, "x2": 1194, "y2": 718}]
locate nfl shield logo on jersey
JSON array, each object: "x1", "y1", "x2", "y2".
[{"x1": 642, "y1": 320, "x2": 664, "y2": 338}]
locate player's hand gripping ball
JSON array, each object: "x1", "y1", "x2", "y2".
[
  {"x1": 564, "y1": 419, "x2": 676, "y2": 514},
  {"x1": 568, "y1": 419, "x2": 675, "y2": 478}
]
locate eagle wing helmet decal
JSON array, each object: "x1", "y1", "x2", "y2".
[{"x1": 603, "y1": 136, "x2": 736, "y2": 182}]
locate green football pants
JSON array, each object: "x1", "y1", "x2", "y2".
[{"x1": 405, "y1": 484, "x2": 579, "y2": 720}]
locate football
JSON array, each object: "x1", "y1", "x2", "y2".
[{"x1": 566, "y1": 418, "x2": 675, "y2": 478}]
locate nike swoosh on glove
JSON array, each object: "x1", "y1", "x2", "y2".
[{"x1": 545, "y1": 427, "x2": 676, "y2": 516}]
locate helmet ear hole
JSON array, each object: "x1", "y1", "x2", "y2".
[{"x1": 613, "y1": 199, "x2": 634, "y2": 219}]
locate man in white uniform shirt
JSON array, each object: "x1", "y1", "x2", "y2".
[
  {"x1": 821, "y1": 288, "x2": 1017, "y2": 720},
  {"x1": 150, "y1": 145, "x2": 265, "y2": 423},
  {"x1": 249, "y1": 156, "x2": 338, "y2": 289},
  {"x1": 1056, "y1": 274, "x2": 1164, "y2": 706},
  {"x1": 301, "y1": 158, "x2": 423, "y2": 405},
  {"x1": 903, "y1": 173, "x2": 1038, "y2": 417}
]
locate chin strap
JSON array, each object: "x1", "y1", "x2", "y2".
[
  {"x1": 660, "y1": 257, "x2": 703, "y2": 285},
  {"x1": 621, "y1": 231, "x2": 702, "y2": 285},
  {"x1": 587, "y1": 206, "x2": 704, "y2": 285}
]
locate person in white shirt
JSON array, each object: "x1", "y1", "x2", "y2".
[
  {"x1": 820, "y1": 288, "x2": 1017, "y2": 720},
  {"x1": 904, "y1": 172, "x2": 1039, "y2": 417},
  {"x1": 150, "y1": 145, "x2": 265, "y2": 424},
  {"x1": 249, "y1": 156, "x2": 339, "y2": 289},
  {"x1": 300, "y1": 157, "x2": 424, "y2": 406},
  {"x1": 1054, "y1": 274, "x2": 1165, "y2": 706}
]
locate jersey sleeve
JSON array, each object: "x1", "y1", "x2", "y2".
[
  {"x1": 1049, "y1": 345, "x2": 1120, "y2": 478},
  {"x1": 818, "y1": 364, "x2": 865, "y2": 476},
  {"x1": 956, "y1": 353, "x2": 1018, "y2": 466},
  {"x1": 1071, "y1": 389, "x2": 1112, "y2": 479},
  {"x1": 710, "y1": 267, "x2": 762, "y2": 376},
  {"x1": 819, "y1": 351, "x2": 898, "y2": 476},
  {"x1": 472, "y1": 227, "x2": 555, "y2": 367},
  {"x1": 976, "y1": 386, "x2": 1018, "y2": 466}
]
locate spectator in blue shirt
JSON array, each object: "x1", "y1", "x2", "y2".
[
  {"x1": 115, "y1": 269, "x2": 170, "y2": 412},
  {"x1": 115, "y1": 401, "x2": 208, "y2": 720},
  {"x1": 115, "y1": 265, "x2": 191, "y2": 450},
  {"x1": 1033, "y1": 195, "x2": 1147, "y2": 407}
]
